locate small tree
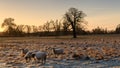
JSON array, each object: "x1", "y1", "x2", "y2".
[{"x1": 64, "y1": 7, "x2": 86, "y2": 38}]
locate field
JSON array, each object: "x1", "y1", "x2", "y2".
[{"x1": 0, "y1": 34, "x2": 120, "y2": 68}]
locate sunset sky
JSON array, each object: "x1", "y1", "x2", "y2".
[{"x1": 0, "y1": 0, "x2": 120, "y2": 31}]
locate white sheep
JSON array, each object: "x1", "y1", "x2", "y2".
[
  {"x1": 52, "y1": 48, "x2": 64, "y2": 57},
  {"x1": 33, "y1": 51, "x2": 47, "y2": 64},
  {"x1": 24, "y1": 51, "x2": 47, "y2": 64}
]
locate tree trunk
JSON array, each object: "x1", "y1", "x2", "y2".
[{"x1": 73, "y1": 26, "x2": 77, "y2": 38}]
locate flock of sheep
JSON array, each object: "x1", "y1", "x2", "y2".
[
  {"x1": 20, "y1": 48, "x2": 64, "y2": 64},
  {"x1": 0, "y1": 36, "x2": 120, "y2": 67},
  {"x1": 19, "y1": 39, "x2": 120, "y2": 65}
]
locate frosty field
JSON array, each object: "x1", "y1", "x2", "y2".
[{"x1": 0, "y1": 35, "x2": 120, "y2": 68}]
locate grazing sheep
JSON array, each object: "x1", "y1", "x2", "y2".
[
  {"x1": 24, "y1": 51, "x2": 34, "y2": 62},
  {"x1": 33, "y1": 51, "x2": 47, "y2": 64},
  {"x1": 24, "y1": 51, "x2": 47, "y2": 64},
  {"x1": 20, "y1": 49, "x2": 36, "y2": 62},
  {"x1": 20, "y1": 49, "x2": 29, "y2": 57},
  {"x1": 52, "y1": 48, "x2": 64, "y2": 58}
]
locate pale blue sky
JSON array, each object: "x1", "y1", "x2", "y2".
[{"x1": 0, "y1": 0, "x2": 120, "y2": 31}]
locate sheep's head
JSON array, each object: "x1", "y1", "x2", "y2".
[
  {"x1": 20, "y1": 48, "x2": 29, "y2": 57},
  {"x1": 52, "y1": 48, "x2": 55, "y2": 51},
  {"x1": 31, "y1": 53, "x2": 36, "y2": 58}
]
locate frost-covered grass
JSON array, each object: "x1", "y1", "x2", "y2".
[{"x1": 0, "y1": 34, "x2": 120, "y2": 68}]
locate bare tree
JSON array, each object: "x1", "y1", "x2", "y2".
[
  {"x1": 51, "y1": 20, "x2": 62, "y2": 36},
  {"x1": 1, "y1": 18, "x2": 16, "y2": 36},
  {"x1": 43, "y1": 21, "x2": 52, "y2": 32},
  {"x1": 64, "y1": 7, "x2": 86, "y2": 38},
  {"x1": 24, "y1": 25, "x2": 32, "y2": 36}
]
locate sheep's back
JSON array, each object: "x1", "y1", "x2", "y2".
[
  {"x1": 35, "y1": 51, "x2": 47, "y2": 59},
  {"x1": 54, "y1": 49, "x2": 64, "y2": 54}
]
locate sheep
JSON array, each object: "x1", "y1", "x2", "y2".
[
  {"x1": 24, "y1": 51, "x2": 35, "y2": 62},
  {"x1": 33, "y1": 51, "x2": 47, "y2": 64},
  {"x1": 20, "y1": 49, "x2": 36, "y2": 62},
  {"x1": 52, "y1": 48, "x2": 64, "y2": 58},
  {"x1": 24, "y1": 51, "x2": 47, "y2": 64}
]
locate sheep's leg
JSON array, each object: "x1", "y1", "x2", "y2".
[
  {"x1": 47, "y1": 51, "x2": 50, "y2": 58},
  {"x1": 29, "y1": 57, "x2": 33, "y2": 63},
  {"x1": 26, "y1": 60, "x2": 28, "y2": 63},
  {"x1": 25, "y1": 57, "x2": 28, "y2": 63},
  {"x1": 34, "y1": 57, "x2": 38, "y2": 64},
  {"x1": 37, "y1": 58, "x2": 41, "y2": 63},
  {"x1": 43, "y1": 57, "x2": 46, "y2": 64},
  {"x1": 28, "y1": 58, "x2": 30, "y2": 62},
  {"x1": 33, "y1": 57, "x2": 37, "y2": 63},
  {"x1": 31, "y1": 53, "x2": 36, "y2": 62},
  {"x1": 56, "y1": 54, "x2": 58, "y2": 58},
  {"x1": 41, "y1": 59, "x2": 43, "y2": 64}
]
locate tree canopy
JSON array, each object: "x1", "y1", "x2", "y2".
[{"x1": 64, "y1": 7, "x2": 86, "y2": 38}]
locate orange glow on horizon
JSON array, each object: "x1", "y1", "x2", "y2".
[{"x1": 0, "y1": 4, "x2": 120, "y2": 31}]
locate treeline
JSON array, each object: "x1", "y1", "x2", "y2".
[
  {"x1": 0, "y1": 17, "x2": 120, "y2": 37},
  {"x1": 0, "y1": 8, "x2": 120, "y2": 37},
  {"x1": 0, "y1": 18, "x2": 87, "y2": 37}
]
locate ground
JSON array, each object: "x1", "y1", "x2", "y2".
[{"x1": 0, "y1": 34, "x2": 120, "y2": 68}]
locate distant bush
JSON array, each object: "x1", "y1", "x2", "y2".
[{"x1": 92, "y1": 27, "x2": 108, "y2": 34}]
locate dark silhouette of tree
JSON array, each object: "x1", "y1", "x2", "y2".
[
  {"x1": 42, "y1": 21, "x2": 53, "y2": 36},
  {"x1": 43, "y1": 21, "x2": 53, "y2": 32},
  {"x1": 15, "y1": 25, "x2": 25, "y2": 36},
  {"x1": 64, "y1": 7, "x2": 86, "y2": 38},
  {"x1": 115, "y1": 24, "x2": 120, "y2": 34},
  {"x1": 51, "y1": 20, "x2": 62, "y2": 36},
  {"x1": 1, "y1": 18, "x2": 16, "y2": 36},
  {"x1": 43, "y1": 21, "x2": 50, "y2": 32},
  {"x1": 62, "y1": 20, "x2": 71, "y2": 35}
]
